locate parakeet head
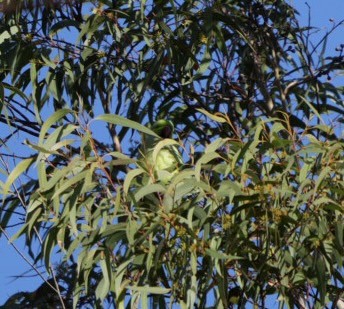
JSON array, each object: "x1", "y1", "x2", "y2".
[{"x1": 151, "y1": 120, "x2": 174, "y2": 139}]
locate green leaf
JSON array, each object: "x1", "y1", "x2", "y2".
[
  {"x1": 50, "y1": 20, "x2": 80, "y2": 35},
  {"x1": 196, "y1": 108, "x2": 227, "y2": 123},
  {"x1": 299, "y1": 159, "x2": 314, "y2": 183},
  {"x1": 95, "y1": 114, "x2": 159, "y2": 137},
  {"x1": 195, "y1": 152, "x2": 221, "y2": 181},
  {"x1": 0, "y1": 25, "x2": 19, "y2": 43},
  {"x1": 0, "y1": 82, "x2": 4, "y2": 113},
  {"x1": 2, "y1": 157, "x2": 35, "y2": 197},
  {"x1": 134, "y1": 183, "x2": 166, "y2": 201},
  {"x1": 124, "y1": 168, "x2": 145, "y2": 194},
  {"x1": 96, "y1": 259, "x2": 111, "y2": 300},
  {"x1": 205, "y1": 138, "x2": 228, "y2": 153},
  {"x1": 205, "y1": 249, "x2": 240, "y2": 260},
  {"x1": 217, "y1": 180, "x2": 242, "y2": 202},
  {"x1": 52, "y1": 170, "x2": 89, "y2": 199},
  {"x1": 127, "y1": 286, "x2": 170, "y2": 294},
  {"x1": 2, "y1": 82, "x2": 30, "y2": 103},
  {"x1": 313, "y1": 166, "x2": 331, "y2": 194},
  {"x1": 39, "y1": 109, "x2": 73, "y2": 144}
]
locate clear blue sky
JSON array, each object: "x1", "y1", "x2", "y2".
[{"x1": 0, "y1": 1, "x2": 343, "y2": 306}]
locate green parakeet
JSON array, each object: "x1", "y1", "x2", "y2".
[{"x1": 141, "y1": 119, "x2": 183, "y2": 182}]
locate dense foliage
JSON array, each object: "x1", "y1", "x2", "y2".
[{"x1": 0, "y1": 0, "x2": 343, "y2": 308}]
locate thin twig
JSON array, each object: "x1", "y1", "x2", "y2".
[{"x1": 0, "y1": 225, "x2": 58, "y2": 294}]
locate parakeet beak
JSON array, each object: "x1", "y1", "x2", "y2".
[
  {"x1": 160, "y1": 125, "x2": 172, "y2": 138},
  {"x1": 151, "y1": 120, "x2": 175, "y2": 138}
]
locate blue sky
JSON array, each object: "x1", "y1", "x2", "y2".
[{"x1": 0, "y1": 1, "x2": 343, "y2": 306}]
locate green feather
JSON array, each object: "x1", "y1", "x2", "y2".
[{"x1": 141, "y1": 120, "x2": 183, "y2": 182}]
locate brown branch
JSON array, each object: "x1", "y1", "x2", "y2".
[
  {"x1": 0, "y1": 0, "x2": 82, "y2": 14},
  {"x1": 0, "y1": 115, "x2": 40, "y2": 137}
]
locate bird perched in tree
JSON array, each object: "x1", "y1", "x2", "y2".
[{"x1": 141, "y1": 119, "x2": 183, "y2": 183}]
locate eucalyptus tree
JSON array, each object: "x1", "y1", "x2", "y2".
[{"x1": 1, "y1": 0, "x2": 344, "y2": 308}]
